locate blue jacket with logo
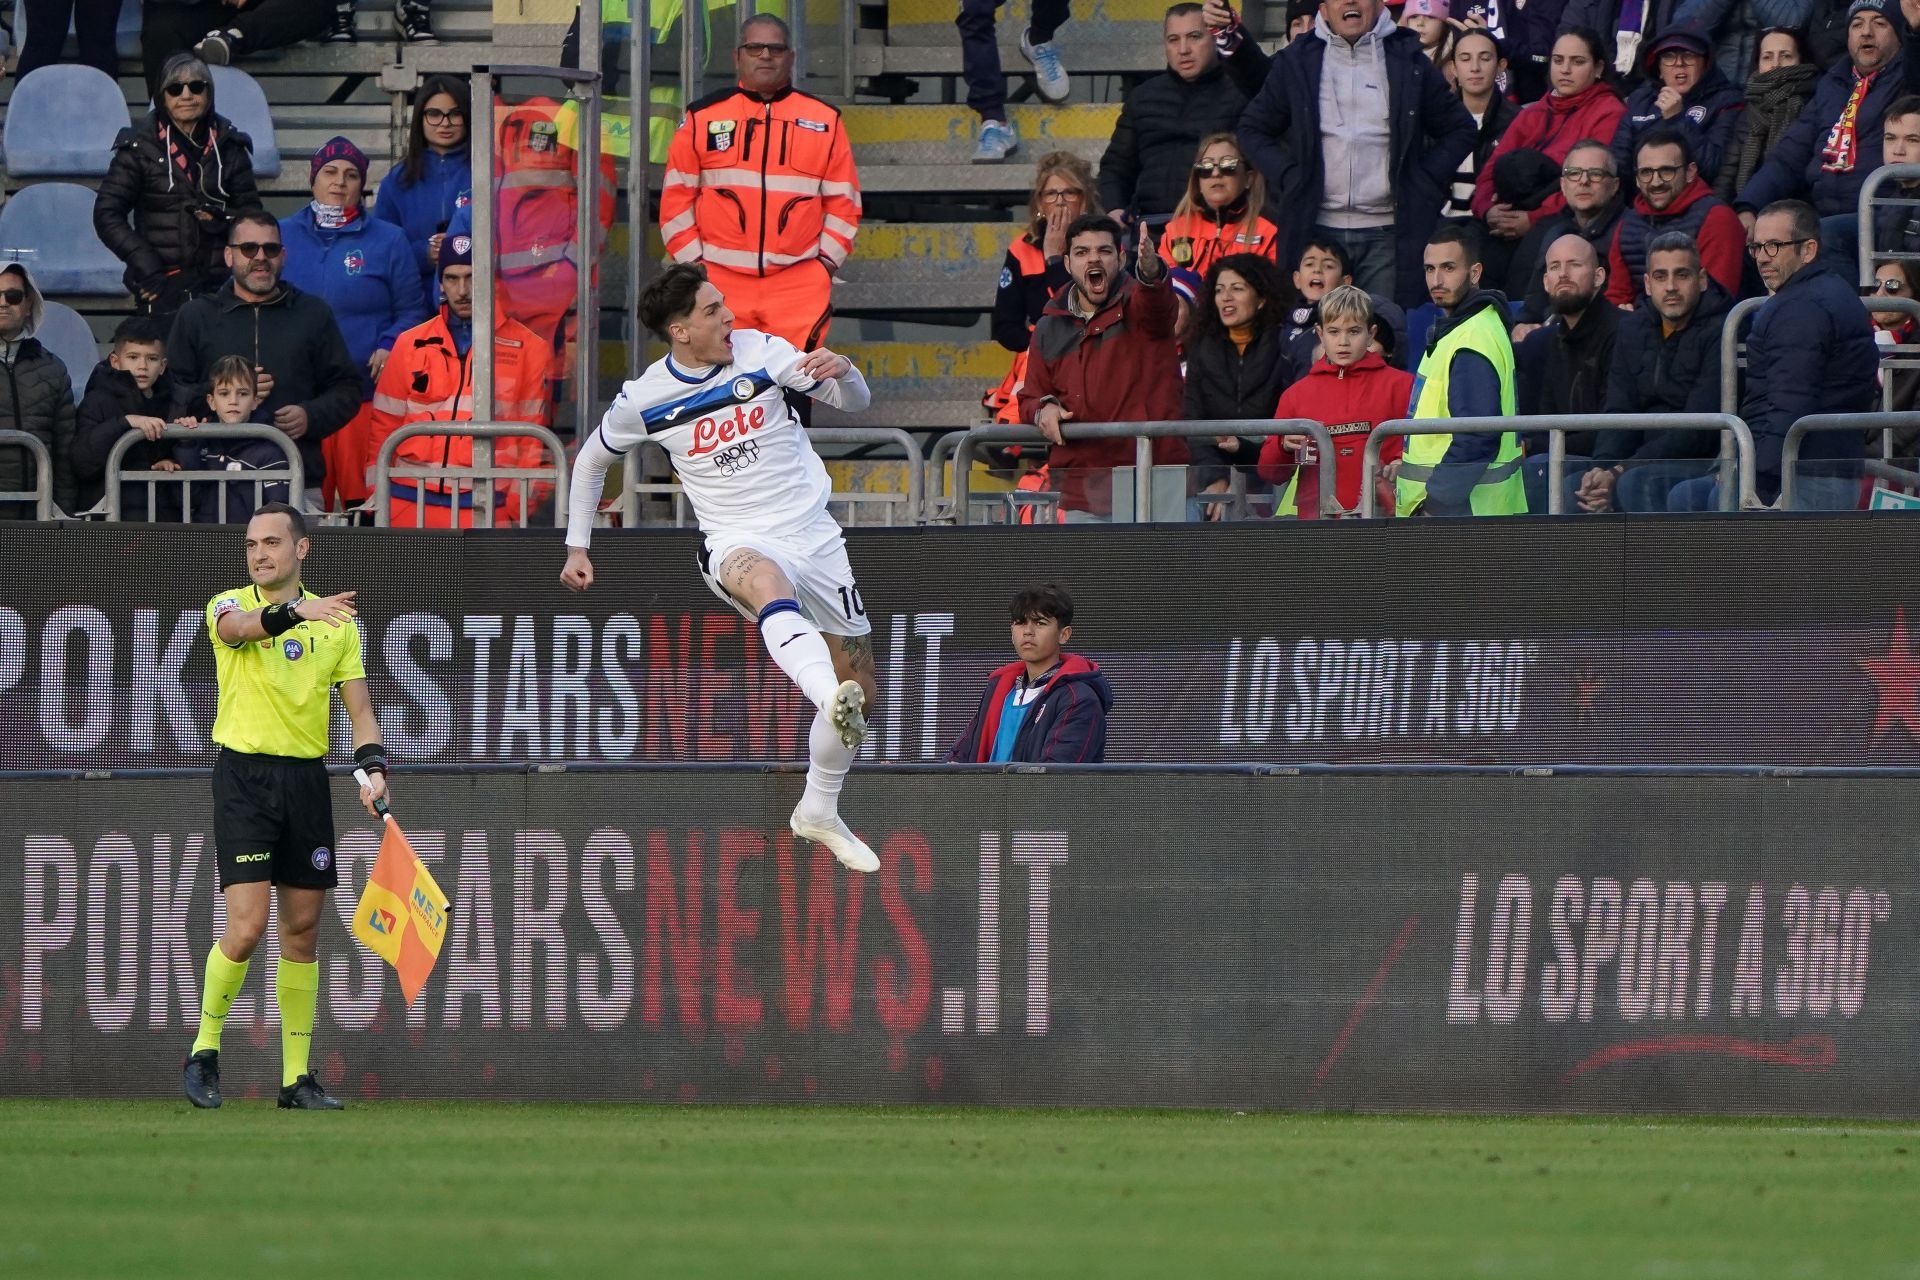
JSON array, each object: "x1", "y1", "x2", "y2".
[
  {"x1": 278, "y1": 208, "x2": 431, "y2": 396},
  {"x1": 370, "y1": 146, "x2": 472, "y2": 297}
]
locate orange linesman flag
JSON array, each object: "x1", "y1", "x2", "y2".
[{"x1": 352, "y1": 818, "x2": 451, "y2": 1007}]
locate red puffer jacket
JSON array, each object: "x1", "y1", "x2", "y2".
[{"x1": 1471, "y1": 80, "x2": 1626, "y2": 220}]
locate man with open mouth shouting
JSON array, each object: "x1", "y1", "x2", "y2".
[{"x1": 1017, "y1": 216, "x2": 1190, "y2": 521}]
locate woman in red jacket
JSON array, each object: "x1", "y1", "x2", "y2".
[
  {"x1": 1472, "y1": 28, "x2": 1625, "y2": 239},
  {"x1": 1264, "y1": 285, "x2": 1412, "y2": 518}
]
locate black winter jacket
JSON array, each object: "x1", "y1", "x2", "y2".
[
  {"x1": 1097, "y1": 63, "x2": 1249, "y2": 220},
  {"x1": 1740, "y1": 257, "x2": 1879, "y2": 501},
  {"x1": 166, "y1": 281, "x2": 363, "y2": 488},
  {"x1": 71, "y1": 360, "x2": 183, "y2": 519},
  {"x1": 1517, "y1": 300, "x2": 1620, "y2": 455},
  {"x1": 93, "y1": 110, "x2": 263, "y2": 299},
  {"x1": 1182, "y1": 325, "x2": 1297, "y2": 486},
  {"x1": 0, "y1": 334, "x2": 77, "y2": 516},
  {"x1": 1597, "y1": 282, "x2": 1731, "y2": 460}
]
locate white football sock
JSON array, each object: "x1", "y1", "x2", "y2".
[
  {"x1": 798, "y1": 704, "x2": 858, "y2": 823},
  {"x1": 758, "y1": 600, "x2": 840, "y2": 710}
]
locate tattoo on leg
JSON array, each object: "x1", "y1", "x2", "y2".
[
  {"x1": 720, "y1": 550, "x2": 769, "y2": 597},
  {"x1": 837, "y1": 633, "x2": 873, "y2": 674}
]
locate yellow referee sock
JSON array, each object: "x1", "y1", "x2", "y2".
[
  {"x1": 191, "y1": 944, "x2": 251, "y2": 1055},
  {"x1": 276, "y1": 959, "x2": 320, "y2": 1087}
]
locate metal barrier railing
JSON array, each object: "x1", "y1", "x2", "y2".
[
  {"x1": 1858, "y1": 162, "x2": 1920, "y2": 283},
  {"x1": 1359, "y1": 414, "x2": 1758, "y2": 515},
  {"x1": 105, "y1": 425, "x2": 303, "y2": 523},
  {"x1": 949, "y1": 420, "x2": 1338, "y2": 525},
  {"x1": 618, "y1": 427, "x2": 927, "y2": 528},
  {"x1": 1723, "y1": 294, "x2": 1920, "y2": 427},
  {"x1": 373, "y1": 421, "x2": 570, "y2": 528},
  {"x1": 0, "y1": 429, "x2": 54, "y2": 519},
  {"x1": 1779, "y1": 412, "x2": 1920, "y2": 509}
]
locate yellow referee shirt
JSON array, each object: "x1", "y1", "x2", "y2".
[{"x1": 206, "y1": 585, "x2": 367, "y2": 759}]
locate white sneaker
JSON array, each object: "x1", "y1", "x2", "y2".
[
  {"x1": 828, "y1": 679, "x2": 868, "y2": 750},
  {"x1": 973, "y1": 118, "x2": 1020, "y2": 163},
  {"x1": 1021, "y1": 31, "x2": 1071, "y2": 103},
  {"x1": 791, "y1": 807, "x2": 880, "y2": 873}
]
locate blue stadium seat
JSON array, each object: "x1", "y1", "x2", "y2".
[
  {"x1": 11, "y1": 0, "x2": 143, "y2": 61},
  {"x1": 35, "y1": 302, "x2": 101, "y2": 404},
  {"x1": 209, "y1": 66, "x2": 281, "y2": 178},
  {"x1": 0, "y1": 185, "x2": 126, "y2": 294},
  {"x1": 0, "y1": 65, "x2": 130, "y2": 176}
]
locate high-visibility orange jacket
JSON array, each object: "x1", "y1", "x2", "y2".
[
  {"x1": 366, "y1": 306, "x2": 552, "y2": 526},
  {"x1": 660, "y1": 84, "x2": 861, "y2": 276}
]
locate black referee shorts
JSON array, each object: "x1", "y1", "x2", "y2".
[{"x1": 212, "y1": 749, "x2": 339, "y2": 892}]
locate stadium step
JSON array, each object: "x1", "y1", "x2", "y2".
[
  {"x1": 842, "y1": 101, "x2": 1116, "y2": 162},
  {"x1": 835, "y1": 221, "x2": 1013, "y2": 312},
  {"x1": 884, "y1": 0, "x2": 1172, "y2": 42}
]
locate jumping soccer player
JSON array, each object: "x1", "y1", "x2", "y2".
[
  {"x1": 182, "y1": 502, "x2": 388, "y2": 1110},
  {"x1": 561, "y1": 263, "x2": 881, "y2": 873}
]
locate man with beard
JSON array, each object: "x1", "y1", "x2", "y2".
[
  {"x1": 1587, "y1": 232, "x2": 1732, "y2": 511},
  {"x1": 1518, "y1": 234, "x2": 1620, "y2": 511},
  {"x1": 1606, "y1": 129, "x2": 1745, "y2": 304},
  {"x1": 1018, "y1": 215, "x2": 1187, "y2": 520},
  {"x1": 167, "y1": 213, "x2": 362, "y2": 511},
  {"x1": 1399, "y1": 224, "x2": 1526, "y2": 516},
  {"x1": 1511, "y1": 141, "x2": 1625, "y2": 332}
]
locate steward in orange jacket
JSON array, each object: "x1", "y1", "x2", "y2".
[
  {"x1": 659, "y1": 15, "x2": 860, "y2": 350},
  {"x1": 366, "y1": 234, "x2": 552, "y2": 528}
]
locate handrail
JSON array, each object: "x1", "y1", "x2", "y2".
[
  {"x1": 1359, "y1": 414, "x2": 1758, "y2": 516},
  {"x1": 105, "y1": 425, "x2": 303, "y2": 523},
  {"x1": 949, "y1": 420, "x2": 1338, "y2": 525},
  {"x1": 1721, "y1": 294, "x2": 1920, "y2": 414},
  {"x1": 1858, "y1": 162, "x2": 1920, "y2": 284},
  {"x1": 1779, "y1": 412, "x2": 1920, "y2": 509},
  {"x1": 0, "y1": 428, "x2": 54, "y2": 519},
  {"x1": 1719, "y1": 295, "x2": 1765, "y2": 416},
  {"x1": 617, "y1": 426, "x2": 927, "y2": 527},
  {"x1": 373, "y1": 420, "x2": 570, "y2": 528}
]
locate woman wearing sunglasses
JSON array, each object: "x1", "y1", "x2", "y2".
[
  {"x1": 94, "y1": 51, "x2": 264, "y2": 326},
  {"x1": 1160, "y1": 134, "x2": 1281, "y2": 279},
  {"x1": 370, "y1": 76, "x2": 474, "y2": 302}
]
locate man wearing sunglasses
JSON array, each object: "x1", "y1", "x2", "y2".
[
  {"x1": 166, "y1": 213, "x2": 362, "y2": 513},
  {"x1": 658, "y1": 14, "x2": 861, "y2": 357}
]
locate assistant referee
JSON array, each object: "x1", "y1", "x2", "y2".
[{"x1": 182, "y1": 501, "x2": 387, "y2": 1111}]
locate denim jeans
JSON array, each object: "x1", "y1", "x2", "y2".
[
  {"x1": 1668, "y1": 468, "x2": 1862, "y2": 511},
  {"x1": 958, "y1": 0, "x2": 1070, "y2": 121},
  {"x1": 1317, "y1": 224, "x2": 1396, "y2": 298}
]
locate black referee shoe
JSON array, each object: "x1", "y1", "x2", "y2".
[
  {"x1": 182, "y1": 1050, "x2": 222, "y2": 1109},
  {"x1": 278, "y1": 1074, "x2": 345, "y2": 1110}
]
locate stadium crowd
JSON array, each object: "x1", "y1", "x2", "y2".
[
  {"x1": 982, "y1": 0, "x2": 1920, "y2": 516},
  {"x1": 2, "y1": 0, "x2": 1919, "y2": 523}
]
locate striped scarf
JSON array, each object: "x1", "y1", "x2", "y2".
[{"x1": 1822, "y1": 68, "x2": 1878, "y2": 173}]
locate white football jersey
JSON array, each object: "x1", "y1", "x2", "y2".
[{"x1": 586, "y1": 328, "x2": 868, "y2": 542}]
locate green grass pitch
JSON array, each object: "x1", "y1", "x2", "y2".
[{"x1": 1, "y1": 1102, "x2": 1915, "y2": 1278}]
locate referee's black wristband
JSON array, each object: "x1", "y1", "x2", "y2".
[
  {"x1": 354, "y1": 743, "x2": 390, "y2": 776},
  {"x1": 261, "y1": 600, "x2": 301, "y2": 636}
]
